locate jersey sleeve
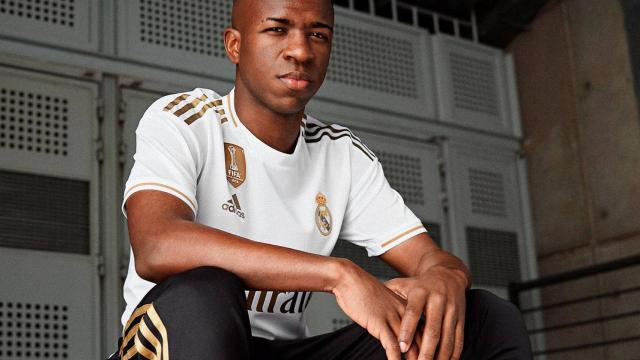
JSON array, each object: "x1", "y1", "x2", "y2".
[
  {"x1": 121, "y1": 96, "x2": 203, "y2": 219},
  {"x1": 339, "y1": 145, "x2": 427, "y2": 257}
]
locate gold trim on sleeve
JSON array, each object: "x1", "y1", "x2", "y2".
[
  {"x1": 381, "y1": 225, "x2": 425, "y2": 248},
  {"x1": 124, "y1": 182, "x2": 197, "y2": 212}
]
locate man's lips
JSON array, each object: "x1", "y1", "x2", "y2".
[{"x1": 278, "y1": 71, "x2": 312, "y2": 91}]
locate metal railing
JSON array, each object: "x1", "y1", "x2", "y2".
[
  {"x1": 509, "y1": 254, "x2": 640, "y2": 358},
  {"x1": 335, "y1": 0, "x2": 478, "y2": 42}
]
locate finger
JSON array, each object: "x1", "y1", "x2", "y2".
[
  {"x1": 413, "y1": 316, "x2": 425, "y2": 351},
  {"x1": 380, "y1": 324, "x2": 402, "y2": 360},
  {"x1": 414, "y1": 324, "x2": 423, "y2": 353},
  {"x1": 383, "y1": 278, "x2": 402, "y2": 290},
  {"x1": 406, "y1": 341, "x2": 420, "y2": 360},
  {"x1": 418, "y1": 293, "x2": 446, "y2": 360},
  {"x1": 435, "y1": 305, "x2": 457, "y2": 360},
  {"x1": 452, "y1": 309, "x2": 465, "y2": 360},
  {"x1": 398, "y1": 292, "x2": 427, "y2": 353},
  {"x1": 385, "y1": 278, "x2": 408, "y2": 300},
  {"x1": 388, "y1": 310, "x2": 403, "y2": 338},
  {"x1": 388, "y1": 287, "x2": 408, "y2": 313}
]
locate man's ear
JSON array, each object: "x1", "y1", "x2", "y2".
[{"x1": 224, "y1": 27, "x2": 241, "y2": 64}]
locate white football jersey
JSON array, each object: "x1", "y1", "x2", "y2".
[{"x1": 120, "y1": 88, "x2": 427, "y2": 340}]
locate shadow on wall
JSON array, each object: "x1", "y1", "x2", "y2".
[{"x1": 619, "y1": 0, "x2": 640, "y2": 110}]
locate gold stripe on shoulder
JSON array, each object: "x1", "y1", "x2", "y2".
[
  {"x1": 183, "y1": 99, "x2": 223, "y2": 125},
  {"x1": 381, "y1": 225, "x2": 425, "y2": 248},
  {"x1": 215, "y1": 109, "x2": 229, "y2": 124},
  {"x1": 173, "y1": 94, "x2": 208, "y2": 117},
  {"x1": 163, "y1": 94, "x2": 189, "y2": 111},
  {"x1": 216, "y1": 108, "x2": 229, "y2": 125},
  {"x1": 225, "y1": 95, "x2": 238, "y2": 128}
]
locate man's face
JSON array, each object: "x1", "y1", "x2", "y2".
[{"x1": 228, "y1": 0, "x2": 334, "y2": 114}]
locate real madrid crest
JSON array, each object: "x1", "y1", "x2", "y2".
[
  {"x1": 224, "y1": 142, "x2": 246, "y2": 188},
  {"x1": 315, "y1": 192, "x2": 332, "y2": 236}
]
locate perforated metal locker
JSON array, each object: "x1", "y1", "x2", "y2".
[{"x1": 0, "y1": 67, "x2": 100, "y2": 359}]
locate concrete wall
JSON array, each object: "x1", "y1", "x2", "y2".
[{"x1": 508, "y1": 0, "x2": 640, "y2": 358}]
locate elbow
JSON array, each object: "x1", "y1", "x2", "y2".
[
  {"x1": 131, "y1": 236, "x2": 168, "y2": 283},
  {"x1": 134, "y1": 255, "x2": 160, "y2": 283}
]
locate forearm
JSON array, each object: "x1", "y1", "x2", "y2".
[
  {"x1": 414, "y1": 248, "x2": 471, "y2": 289},
  {"x1": 135, "y1": 218, "x2": 348, "y2": 293}
]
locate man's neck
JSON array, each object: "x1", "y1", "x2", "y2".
[{"x1": 233, "y1": 85, "x2": 303, "y2": 155}]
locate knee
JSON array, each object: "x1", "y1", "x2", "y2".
[
  {"x1": 136, "y1": 266, "x2": 252, "y2": 351},
  {"x1": 467, "y1": 289, "x2": 525, "y2": 325},
  {"x1": 163, "y1": 266, "x2": 245, "y2": 305},
  {"x1": 171, "y1": 266, "x2": 244, "y2": 289},
  {"x1": 465, "y1": 289, "x2": 533, "y2": 357}
]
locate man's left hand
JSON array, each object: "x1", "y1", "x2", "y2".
[{"x1": 383, "y1": 265, "x2": 468, "y2": 360}]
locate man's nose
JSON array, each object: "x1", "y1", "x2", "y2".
[{"x1": 283, "y1": 31, "x2": 315, "y2": 64}]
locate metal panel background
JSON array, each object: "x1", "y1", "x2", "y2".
[
  {"x1": 0, "y1": 169, "x2": 90, "y2": 255},
  {"x1": 116, "y1": 0, "x2": 236, "y2": 81},
  {"x1": 447, "y1": 141, "x2": 521, "y2": 231},
  {"x1": 318, "y1": 9, "x2": 437, "y2": 120},
  {"x1": 0, "y1": 67, "x2": 96, "y2": 180},
  {"x1": 0, "y1": 66, "x2": 100, "y2": 359},
  {"x1": 433, "y1": 35, "x2": 514, "y2": 135},
  {"x1": 465, "y1": 226, "x2": 521, "y2": 288},
  {"x1": 444, "y1": 140, "x2": 528, "y2": 298},
  {"x1": 355, "y1": 130, "x2": 443, "y2": 224},
  {"x1": 0, "y1": 0, "x2": 99, "y2": 52},
  {"x1": 0, "y1": 248, "x2": 98, "y2": 360}
]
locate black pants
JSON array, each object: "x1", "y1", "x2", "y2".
[{"x1": 108, "y1": 266, "x2": 532, "y2": 359}]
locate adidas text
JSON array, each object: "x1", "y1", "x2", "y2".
[{"x1": 222, "y1": 194, "x2": 245, "y2": 218}]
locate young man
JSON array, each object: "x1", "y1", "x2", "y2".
[{"x1": 109, "y1": 0, "x2": 532, "y2": 359}]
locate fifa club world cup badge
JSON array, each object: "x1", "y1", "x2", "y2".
[
  {"x1": 224, "y1": 143, "x2": 246, "y2": 188},
  {"x1": 315, "y1": 192, "x2": 332, "y2": 236}
]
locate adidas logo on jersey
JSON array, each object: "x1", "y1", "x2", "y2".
[{"x1": 222, "y1": 194, "x2": 245, "y2": 219}]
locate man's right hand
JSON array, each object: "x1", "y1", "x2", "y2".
[{"x1": 332, "y1": 260, "x2": 421, "y2": 360}]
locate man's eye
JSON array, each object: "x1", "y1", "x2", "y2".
[
  {"x1": 311, "y1": 32, "x2": 328, "y2": 40},
  {"x1": 267, "y1": 27, "x2": 286, "y2": 33}
]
